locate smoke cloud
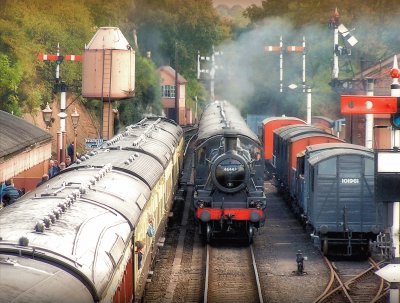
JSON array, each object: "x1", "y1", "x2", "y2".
[{"x1": 210, "y1": 17, "x2": 332, "y2": 118}]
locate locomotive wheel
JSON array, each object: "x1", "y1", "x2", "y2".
[
  {"x1": 247, "y1": 223, "x2": 254, "y2": 244},
  {"x1": 322, "y1": 239, "x2": 329, "y2": 256},
  {"x1": 206, "y1": 223, "x2": 212, "y2": 243},
  {"x1": 200, "y1": 223, "x2": 212, "y2": 244}
]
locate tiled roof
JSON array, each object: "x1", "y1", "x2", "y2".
[
  {"x1": 0, "y1": 110, "x2": 52, "y2": 159},
  {"x1": 157, "y1": 65, "x2": 187, "y2": 83}
]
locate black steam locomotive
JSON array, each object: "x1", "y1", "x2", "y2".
[{"x1": 193, "y1": 100, "x2": 266, "y2": 243}]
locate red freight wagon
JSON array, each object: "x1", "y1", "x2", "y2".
[{"x1": 261, "y1": 117, "x2": 305, "y2": 162}]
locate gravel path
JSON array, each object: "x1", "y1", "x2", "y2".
[{"x1": 253, "y1": 181, "x2": 329, "y2": 303}]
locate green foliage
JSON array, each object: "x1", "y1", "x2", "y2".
[
  {"x1": 2, "y1": 0, "x2": 399, "y2": 123},
  {"x1": 118, "y1": 53, "x2": 162, "y2": 126},
  {"x1": 0, "y1": 53, "x2": 23, "y2": 114},
  {"x1": 0, "y1": 0, "x2": 94, "y2": 116},
  {"x1": 0, "y1": 0, "x2": 216, "y2": 121},
  {"x1": 132, "y1": 0, "x2": 231, "y2": 103}
]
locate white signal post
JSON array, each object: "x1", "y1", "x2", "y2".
[
  {"x1": 365, "y1": 78, "x2": 374, "y2": 149},
  {"x1": 38, "y1": 43, "x2": 82, "y2": 163},
  {"x1": 267, "y1": 36, "x2": 311, "y2": 124},
  {"x1": 264, "y1": 36, "x2": 283, "y2": 92},
  {"x1": 330, "y1": 8, "x2": 358, "y2": 84},
  {"x1": 373, "y1": 55, "x2": 400, "y2": 303},
  {"x1": 197, "y1": 46, "x2": 222, "y2": 101},
  {"x1": 390, "y1": 55, "x2": 400, "y2": 264},
  {"x1": 332, "y1": 8, "x2": 340, "y2": 80}
]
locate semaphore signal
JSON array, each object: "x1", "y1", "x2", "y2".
[
  {"x1": 38, "y1": 43, "x2": 82, "y2": 164},
  {"x1": 38, "y1": 53, "x2": 83, "y2": 62}
]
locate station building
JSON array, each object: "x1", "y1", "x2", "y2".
[
  {"x1": 0, "y1": 110, "x2": 52, "y2": 192},
  {"x1": 158, "y1": 65, "x2": 193, "y2": 125}
]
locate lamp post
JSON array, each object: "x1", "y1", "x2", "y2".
[
  {"x1": 70, "y1": 108, "x2": 80, "y2": 162},
  {"x1": 42, "y1": 103, "x2": 53, "y2": 129}
]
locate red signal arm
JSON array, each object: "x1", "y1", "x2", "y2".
[
  {"x1": 38, "y1": 53, "x2": 83, "y2": 62},
  {"x1": 341, "y1": 95, "x2": 400, "y2": 114}
]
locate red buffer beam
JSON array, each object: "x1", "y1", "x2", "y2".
[{"x1": 341, "y1": 95, "x2": 400, "y2": 114}]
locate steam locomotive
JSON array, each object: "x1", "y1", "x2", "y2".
[
  {"x1": 0, "y1": 116, "x2": 184, "y2": 302},
  {"x1": 193, "y1": 100, "x2": 266, "y2": 243}
]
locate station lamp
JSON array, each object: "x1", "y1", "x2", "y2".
[
  {"x1": 71, "y1": 108, "x2": 80, "y2": 162},
  {"x1": 42, "y1": 102, "x2": 53, "y2": 129}
]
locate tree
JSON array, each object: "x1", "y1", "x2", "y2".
[
  {"x1": 131, "y1": 0, "x2": 231, "y2": 102},
  {"x1": 0, "y1": 0, "x2": 94, "y2": 115},
  {"x1": 118, "y1": 53, "x2": 162, "y2": 125},
  {"x1": 0, "y1": 53, "x2": 24, "y2": 115}
]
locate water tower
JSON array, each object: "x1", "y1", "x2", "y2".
[{"x1": 82, "y1": 27, "x2": 135, "y2": 139}]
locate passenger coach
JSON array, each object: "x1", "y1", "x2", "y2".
[{"x1": 0, "y1": 117, "x2": 184, "y2": 302}]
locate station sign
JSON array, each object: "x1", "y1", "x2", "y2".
[{"x1": 85, "y1": 138, "x2": 104, "y2": 149}]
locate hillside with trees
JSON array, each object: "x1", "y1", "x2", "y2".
[{"x1": 1, "y1": 0, "x2": 400, "y2": 124}]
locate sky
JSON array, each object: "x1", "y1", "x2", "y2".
[{"x1": 212, "y1": 0, "x2": 263, "y2": 7}]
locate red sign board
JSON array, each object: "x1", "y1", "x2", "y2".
[{"x1": 341, "y1": 95, "x2": 399, "y2": 114}]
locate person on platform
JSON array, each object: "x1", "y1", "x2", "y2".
[
  {"x1": 48, "y1": 159, "x2": 60, "y2": 178},
  {"x1": 0, "y1": 181, "x2": 6, "y2": 207},
  {"x1": 67, "y1": 143, "x2": 74, "y2": 161},
  {"x1": 65, "y1": 156, "x2": 72, "y2": 167},
  {"x1": 1, "y1": 179, "x2": 21, "y2": 206}
]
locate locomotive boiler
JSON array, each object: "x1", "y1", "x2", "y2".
[
  {"x1": 193, "y1": 100, "x2": 266, "y2": 243},
  {"x1": 0, "y1": 116, "x2": 183, "y2": 302}
]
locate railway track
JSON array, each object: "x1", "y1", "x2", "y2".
[
  {"x1": 205, "y1": 244, "x2": 264, "y2": 303},
  {"x1": 313, "y1": 257, "x2": 390, "y2": 303}
]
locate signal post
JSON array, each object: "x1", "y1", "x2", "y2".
[
  {"x1": 38, "y1": 44, "x2": 82, "y2": 163},
  {"x1": 340, "y1": 55, "x2": 400, "y2": 302}
]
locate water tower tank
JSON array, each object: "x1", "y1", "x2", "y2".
[{"x1": 82, "y1": 27, "x2": 135, "y2": 99}]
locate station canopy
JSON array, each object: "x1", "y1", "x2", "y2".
[{"x1": 0, "y1": 110, "x2": 52, "y2": 182}]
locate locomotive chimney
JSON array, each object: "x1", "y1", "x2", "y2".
[{"x1": 224, "y1": 130, "x2": 237, "y2": 152}]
